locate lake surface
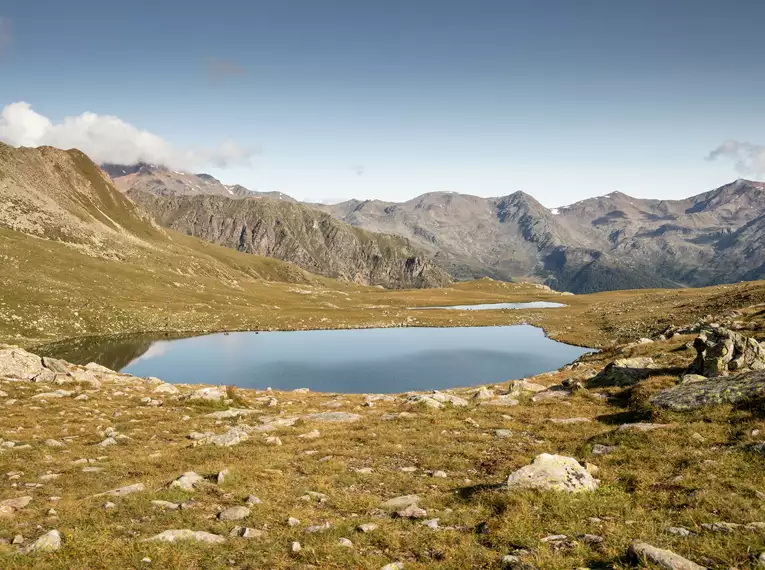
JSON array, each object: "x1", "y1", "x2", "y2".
[
  {"x1": 39, "y1": 326, "x2": 589, "y2": 393},
  {"x1": 412, "y1": 301, "x2": 566, "y2": 310}
]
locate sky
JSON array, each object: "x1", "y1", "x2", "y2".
[{"x1": 1, "y1": 0, "x2": 765, "y2": 207}]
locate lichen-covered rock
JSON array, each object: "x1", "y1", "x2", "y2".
[
  {"x1": 304, "y1": 411, "x2": 362, "y2": 422},
  {"x1": 505, "y1": 453, "x2": 598, "y2": 493},
  {"x1": 688, "y1": 328, "x2": 765, "y2": 378},
  {"x1": 20, "y1": 529, "x2": 62, "y2": 554},
  {"x1": 650, "y1": 370, "x2": 765, "y2": 411},
  {"x1": 589, "y1": 357, "x2": 656, "y2": 387}
]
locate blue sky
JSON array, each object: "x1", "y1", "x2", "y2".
[{"x1": 1, "y1": 0, "x2": 764, "y2": 206}]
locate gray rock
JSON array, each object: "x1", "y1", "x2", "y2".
[
  {"x1": 205, "y1": 408, "x2": 255, "y2": 419},
  {"x1": 405, "y1": 394, "x2": 443, "y2": 409},
  {"x1": 42, "y1": 356, "x2": 70, "y2": 374},
  {"x1": 357, "y1": 523, "x2": 379, "y2": 533},
  {"x1": 305, "y1": 522, "x2": 332, "y2": 533},
  {"x1": 472, "y1": 387, "x2": 495, "y2": 400},
  {"x1": 628, "y1": 540, "x2": 707, "y2": 569},
  {"x1": 506, "y1": 453, "x2": 598, "y2": 493},
  {"x1": 338, "y1": 537, "x2": 353, "y2": 547},
  {"x1": 91, "y1": 483, "x2": 145, "y2": 498},
  {"x1": 650, "y1": 370, "x2": 765, "y2": 411},
  {"x1": 170, "y1": 471, "x2": 205, "y2": 491},
  {"x1": 549, "y1": 417, "x2": 591, "y2": 424},
  {"x1": 429, "y1": 391, "x2": 469, "y2": 407},
  {"x1": 188, "y1": 386, "x2": 227, "y2": 401},
  {"x1": 291, "y1": 541, "x2": 302, "y2": 553},
  {"x1": 287, "y1": 517, "x2": 301, "y2": 527},
  {"x1": 701, "y1": 522, "x2": 740, "y2": 533},
  {"x1": 218, "y1": 506, "x2": 250, "y2": 521},
  {"x1": 153, "y1": 383, "x2": 179, "y2": 395},
  {"x1": 589, "y1": 357, "x2": 656, "y2": 387},
  {"x1": 592, "y1": 444, "x2": 618, "y2": 455},
  {"x1": 229, "y1": 526, "x2": 263, "y2": 538},
  {"x1": 304, "y1": 411, "x2": 362, "y2": 422},
  {"x1": 151, "y1": 500, "x2": 180, "y2": 510},
  {"x1": 380, "y1": 494, "x2": 420, "y2": 511},
  {"x1": 20, "y1": 529, "x2": 61, "y2": 553},
  {"x1": 144, "y1": 529, "x2": 225, "y2": 544},
  {"x1": 207, "y1": 429, "x2": 248, "y2": 447},
  {"x1": 616, "y1": 422, "x2": 674, "y2": 432},
  {"x1": 508, "y1": 379, "x2": 547, "y2": 394},
  {"x1": 396, "y1": 504, "x2": 427, "y2": 519},
  {"x1": 495, "y1": 429, "x2": 513, "y2": 438},
  {"x1": 667, "y1": 527, "x2": 694, "y2": 537},
  {"x1": 245, "y1": 495, "x2": 262, "y2": 505},
  {"x1": 0, "y1": 347, "x2": 44, "y2": 380},
  {"x1": 480, "y1": 395, "x2": 520, "y2": 406}
]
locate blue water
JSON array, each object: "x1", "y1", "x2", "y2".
[
  {"x1": 117, "y1": 325, "x2": 588, "y2": 393},
  {"x1": 412, "y1": 301, "x2": 566, "y2": 311}
]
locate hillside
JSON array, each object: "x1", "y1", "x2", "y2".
[
  {"x1": 127, "y1": 191, "x2": 450, "y2": 289},
  {"x1": 314, "y1": 180, "x2": 765, "y2": 293},
  {"x1": 105, "y1": 165, "x2": 450, "y2": 289}
]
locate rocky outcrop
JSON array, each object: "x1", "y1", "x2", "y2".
[
  {"x1": 588, "y1": 357, "x2": 656, "y2": 387},
  {"x1": 688, "y1": 328, "x2": 765, "y2": 377},
  {"x1": 650, "y1": 370, "x2": 765, "y2": 412},
  {"x1": 127, "y1": 191, "x2": 450, "y2": 289}
]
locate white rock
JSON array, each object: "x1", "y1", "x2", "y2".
[
  {"x1": 628, "y1": 540, "x2": 706, "y2": 570},
  {"x1": 169, "y1": 472, "x2": 205, "y2": 491},
  {"x1": 21, "y1": 529, "x2": 61, "y2": 553},
  {"x1": 506, "y1": 453, "x2": 598, "y2": 493},
  {"x1": 144, "y1": 529, "x2": 225, "y2": 544}
]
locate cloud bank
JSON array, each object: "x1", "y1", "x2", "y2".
[
  {"x1": 0, "y1": 102, "x2": 256, "y2": 170},
  {"x1": 707, "y1": 140, "x2": 765, "y2": 177}
]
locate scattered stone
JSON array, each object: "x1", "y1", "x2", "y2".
[
  {"x1": 188, "y1": 387, "x2": 227, "y2": 401},
  {"x1": 229, "y1": 526, "x2": 263, "y2": 538},
  {"x1": 145, "y1": 529, "x2": 225, "y2": 544},
  {"x1": 549, "y1": 417, "x2": 591, "y2": 424},
  {"x1": 217, "y1": 469, "x2": 229, "y2": 485},
  {"x1": 153, "y1": 383, "x2": 180, "y2": 394},
  {"x1": 405, "y1": 394, "x2": 443, "y2": 409},
  {"x1": 338, "y1": 537, "x2": 353, "y2": 547},
  {"x1": 170, "y1": 472, "x2": 205, "y2": 492},
  {"x1": 357, "y1": 523, "x2": 379, "y2": 533},
  {"x1": 291, "y1": 541, "x2": 302, "y2": 553},
  {"x1": 91, "y1": 483, "x2": 145, "y2": 498},
  {"x1": 44, "y1": 439, "x2": 65, "y2": 447},
  {"x1": 472, "y1": 387, "x2": 494, "y2": 400},
  {"x1": 667, "y1": 527, "x2": 694, "y2": 537},
  {"x1": 396, "y1": 504, "x2": 427, "y2": 519},
  {"x1": 206, "y1": 429, "x2": 249, "y2": 447},
  {"x1": 616, "y1": 422, "x2": 674, "y2": 432},
  {"x1": 20, "y1": 529, "x2": 62, "y2": 554},
  {"x1": 422, "y1": 518, "x2": 439, "y2": 529},
  {"x1": 96, "y1": 437, "x2": 118, "y2": 447},
  {"x1": 264, "y1": 436, "x2": 282, "y2": 446},
  {"x1": 481, "y1": 395, "x2": 520, "y2": 406},
  {"x1": 592, "y1": 444, "x2": 618, "y2": 455},
  {"x1": 305, "y1": 522, "x2": 332, "y2": 533},
  {"x1": 506, "y1": 453, "x2": 598, "y2": 493},
  {"x1": 628, "y1": 540, "x2": 707, "y2": 570},
  {"x1": 431, "y1": 470, "x2": 447, "y2": 478},
  {"x1": 381, "y1": 563, "x2": 404, "y2": 570},
  {"x1": 287, "y1": 517, "x2": 301, "y2": 527},
  {"x1": 151, "y1": 500, "x2": 180, "y2": 510},
  {"x1": 381, "y1": 495, "x2": 420, "y2": 511},
  {"x1": 245, "y1": 495, "x2": 262, "y2": 505},
  {"x1": 204, "y1": 408, "x2": 254, "y2": 419},
  {"x1": 701, "y1": 522, "x2": 741, "y2": 533},
  {"x1": 219, "y1": 506, "x2": 250, "y2": 521},
  {"x1": 0, "y1": 496, "x2": 32, "y2": 517},
  {"x1": 495, "y1": 429, "x2": 513, "y2": 438},
  {"x1": 304, "y1": 411, "x2": 362, "y2": 423},
  {"x1": 298, "y1": 429, "x2": 321, "y2": 440},
  {"x1": 103, "y1": 502, "x2": 116, "y2": 509}
]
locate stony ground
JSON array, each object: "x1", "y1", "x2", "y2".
[{"x1": 1, "y1": 299, "x2": 765, "y2": 569}]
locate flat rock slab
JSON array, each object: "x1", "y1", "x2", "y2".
[
  {"x1": 218, "y1": 506, "x2": 250, "y2": 521},
  {"x1": 170, "y1": 472, "x2": 205, "y2": 491},
  {"x1": 629, "y1": 540, "x2": 707, "y2": 570},
  {"x1": 91, "y1": 483, "x2": 145, "y2": 498},
  {"x1": 205, "y1": 408, "x2": 256, "y2": 419},
  {"x1": 506, "y1": 453, "x2": 598, "y2": 493},
  {"x1": 21, "y1": 529, "x2": 62, "y2": 554},
  {"x1": 144, "y1": 529, "x2": 225, "y2": 544},
  {"x1": 650, "y1": 370, "x2": 765, "y2": 411},
  {"x1": 304, "y1": 412, "x2": 362, "y2": 423},
  {"x1": 380, "y1": 495, "x2": 420, "y2": 511}
]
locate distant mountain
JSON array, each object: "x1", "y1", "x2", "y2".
[
  {"x1": 103, "y1": 163, "x2": 295, "y2": 202},
  {"x1": 314, "y1": 179, "x2": 765, "y2": 293},
  {"x1": 105, "y1": 164, "x2": 450, "y2": 288}
]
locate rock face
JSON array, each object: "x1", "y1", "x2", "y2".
[
  {"x1": 628, "y1": 540, "x2": 707, "y2": 570},
  {"x1": 505, "y1": 454, "x2": 598, "y2": 493},
  {"x1": 589, "y1": 357, "x2": 656, "y2": 387},
  {"x1": 688, "y1": 328, "x2": 765, "y2": 377},
  {"x1": 126, "y1": 189, "x2": 450, "y2": 289},
  {"x1": 650, "y1": 370, "x2": 765, "y2": 412}
]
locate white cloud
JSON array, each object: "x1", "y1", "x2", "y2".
[
  {"x1": 707, "y1": 140, "x2": 765, "y2": 177},
  {"x1": 0, "y1": 102, "x2": 256, "y2": 170}
]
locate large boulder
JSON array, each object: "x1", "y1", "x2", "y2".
[
  {"x1": 505, "y1": 453, "x2": 598, "y2": 493},
  {"x1": 588, "y1": 357, "x2": 656, "y2": 387},
  {"x1": 688, "y1": 328, "x2": 765, "y2": 378},
  {"x1": 650, "y1": 370, "x2": 765, "y2": 411},
  {"x1": 0, "y1": 346, "x2": 44, "y2": 380}
]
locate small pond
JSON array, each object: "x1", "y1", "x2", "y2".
[
  {"x1": 38, "y1": 326, "x2": 589, "y2": 393},
  {"x1": 411, "y1": 301, "x2": 566, "y2": 311}
]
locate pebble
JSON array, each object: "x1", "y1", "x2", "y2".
[
  {"x1": 291, "y1": 541, "x2": 302, "y2": 553},
  {"x1": 357, "y1": 523, "x2": 379, "y2": 533},
  {"x1": 287, "y1": 517, "x2": 301, "y2": 527}
]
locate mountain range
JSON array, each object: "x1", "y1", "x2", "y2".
[{"x1": 105, "y1": 163, "x2": 765, "y2": 293}]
